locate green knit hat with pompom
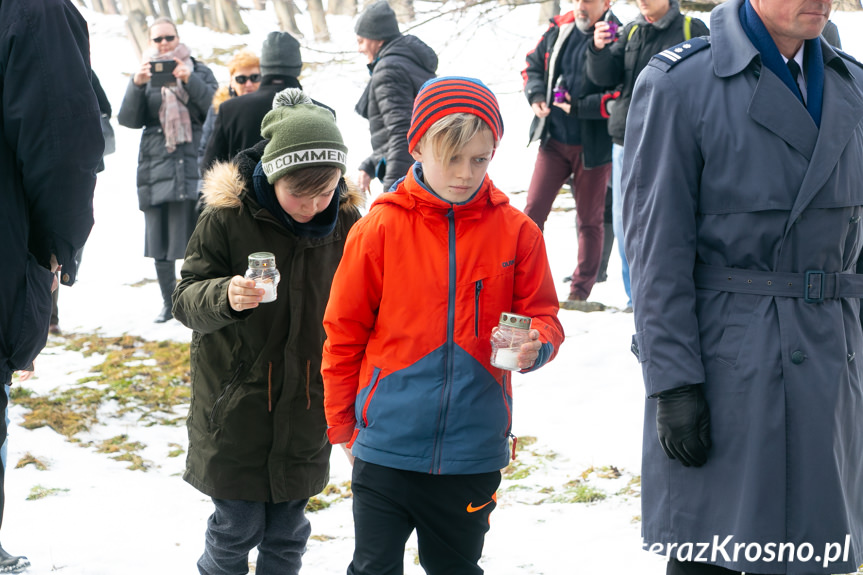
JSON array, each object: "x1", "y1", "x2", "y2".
[{"x1": 260, "y1": 88, "x2": 347, "y2": 184}]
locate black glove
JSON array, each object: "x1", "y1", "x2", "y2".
[{"x1": 655, "y1": 384, "x2": 711, "y2": 467}]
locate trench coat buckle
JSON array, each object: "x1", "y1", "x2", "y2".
[{"x1": 804, "y1": 270, "x2": 825, "y2": 303}]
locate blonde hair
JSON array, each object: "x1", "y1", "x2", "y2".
[
  {"x1": 418, "y1": 113, "x2": 496, "y2": 164},
  {"x1": 228, "y1": 49, "x2": 260, "y2": 76}
]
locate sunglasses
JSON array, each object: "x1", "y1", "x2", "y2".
[
  {"x1": 151, "y1": 35, "x2": 176, "y2": 43},
  {"x1": 234, "y1": 74, "x2": 262, "y2": 84}
]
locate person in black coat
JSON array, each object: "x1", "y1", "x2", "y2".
[
  {"x1": 201, "y1": 32, "x2": 303, "y2": 172},
  {"x1": 586, "y1": 0, "x2": 708, "y2": 311},
  {"x1": 0, "y1": 0, "x2": 102, "y2": 569},
  {"x1": 118, "y1": 18, "x2": 217, "y2": 323},
  {"x1": 522, "y1": 0, "x2": 619, "y2": 305},
  {"x1": 353, "y1": 0, "x2": 438, "y2": 193}
]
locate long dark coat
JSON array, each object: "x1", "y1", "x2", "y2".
[
  {"x1": 173, "y1": 142, "x2": 363, "y2": 502},
  {"x1": 200, "y1": 76, "x2": 302, "y2": 173},
  {"x1": 117, "y1": 58, "x2": 217, "y2": 210},
  {"x1": 623, "y1": 2, "x2": 863, "y2": 573},
  {"x1": 355, "y1": 34, "x2": 437, "y2": 191},
  {"x1": 0, "y1": 0, "x2": 102, "y2": 383}
]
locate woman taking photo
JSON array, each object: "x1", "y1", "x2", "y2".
[{"x1": 119, "y1": 17, "x2": 217, "y2": 322}]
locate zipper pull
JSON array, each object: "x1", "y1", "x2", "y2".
[{"x1": 510, "y1": 433, "x2": 518, "y2": 461}]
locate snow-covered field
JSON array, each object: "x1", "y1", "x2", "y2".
[{"x1": 4, "y1": 2, "x2": 863, "y2": 573}]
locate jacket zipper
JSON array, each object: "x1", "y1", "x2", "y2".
[
  {"x1": 432, "y1": 208, "x2": 458, "y2": 473},
  {"x1": 474, "y1": 279, "x2": 483, "y2": 337},
  {"x1": 208, "y1": 361, "x2": 245, "y2": 429}
]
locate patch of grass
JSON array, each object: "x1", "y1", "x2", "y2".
[
  {"x1": 309, "y1": 534, "x2": 336, "y2": 542},
  {"x1": 167, "y1": 443, "x2": 185, "y2": 458},
  {"x1": 126, "y1": 278, "x2": 157, "y2": 288},
  {"x1": 16, "y1": 334, "x2": 190, "y2": 438},
  {"x1": 305, "y1": 481, "x2": 354, "y2": 513},
  {"x1": 306, "y1": 497, "x2": 332, "y2": 512},
  {"x1": 617, "y1": 475, "x2": 641, "y2": 497},
  {"x1": 27, "y1": 485, "x2": 70, "y2": 500},
  {"x1": 95, "y1": 435, "x2": 152, "y2": 471},
  {"x1": 544, "y1": 483, "x2": 607, "y2": 504},
  {"x1": 502, "y1": 461, "x2": 536, "y2": 480},
  {"x1": 15, "y1": 452, "x2": 48, "y2": 470}
]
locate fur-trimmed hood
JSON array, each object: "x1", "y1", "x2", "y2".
[{"x1": 200, "y1": 139, "x2": 365, "y2": 213}]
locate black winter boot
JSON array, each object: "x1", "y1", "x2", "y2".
[
  {"x1": 154, "y1": 260, "x2": 176, "y2": 323},
  {"x1": 0, "y1": 543, "x2": 29, "y2": 573}
]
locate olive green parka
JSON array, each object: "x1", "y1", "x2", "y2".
[{"x1": 173, "y1": 141, "x2": 363, "y2": 502}]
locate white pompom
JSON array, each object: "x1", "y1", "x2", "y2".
[{"x1": 272, "y1": 88, "x2": 313, "y2": 110}]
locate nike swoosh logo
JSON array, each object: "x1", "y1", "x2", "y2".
[{"x1": 466, "y1": 501, "x2": 493, "y2": 513}]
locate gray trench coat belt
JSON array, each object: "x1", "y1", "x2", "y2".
[{"x1": 693, "y1": 264, "x2": 863, "y2": 303}]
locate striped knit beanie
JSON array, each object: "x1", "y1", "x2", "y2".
[{"x1": 407, "y1": 76, "x2": 504, "y2": 154}]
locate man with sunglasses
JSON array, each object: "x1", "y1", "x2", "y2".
[{"x1": 202, "y1": 32, "x2": 306, "y2": 172}]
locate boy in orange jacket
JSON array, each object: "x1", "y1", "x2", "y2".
[{"x1": 322, "y1": 76, "x2": 564, "y2": 575}]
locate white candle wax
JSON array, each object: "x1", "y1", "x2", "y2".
[
  {"x1": 492, "y1": 347, "x2": 521, "y2": 371},
  {"x1": 256, "y1": 281, "x2": 277, "y2": 303}
]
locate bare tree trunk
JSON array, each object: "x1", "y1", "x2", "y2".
[
  {"x1": 390, "y1": 0, "x2": 414, "y2": 23},
  {"x1": 102, "y1": 0, "x2": 119, "y2": 14},
  {"x1": 208, "y1": 0, "x2": 226, "y2": 31},
  {"x1": 140, "y1": 0, "x2": 158, "y2": 18},
  {"x1": 251, "y1": 0, "x2": 266, "y2": 9},
  {"x1": 156, "y1": 0, "x2": 172, "y2": 18},
  {"x1": 832, "y1": 0, "x2": 862, "y2": 9},
  {"x1": 171, "y1": 0, "x2": 185, "y2": 23},
  {"x1": 91, "y1": 0, "x2": 106, "y2": 12},
  {"x1": 537, "y1": 0, "x2": 557, "y2": 25},
  {"x1": 273, "y1": 0, "x2": 303, "y2": 37},
  {"x1": 307, "y1": 0, "x2": 330, "y2": 41},
  {"x1": 126, "y1": 9, "x2": 149, "y2": 61},
  {"x1": 327, "y1": 0, "x2": 355, "y2": 16},
  {"x1": 187, "y1": 2, "x2": 206, "y2": 26},
  {"x1": 219, "y1": 0, "x2": 249, "y2": 34}
]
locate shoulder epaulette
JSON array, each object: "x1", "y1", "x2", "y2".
[
  {"x1": 834, "y1": 47, "x2": 863, "y2": 71},
  {"x1": 649, "y1": 36, "x2": 710, "y2": 73}
]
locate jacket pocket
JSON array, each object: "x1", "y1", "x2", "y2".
[
  {"x1": 8, "y1": 254, "x2": 53, "y2": 371},
  {"x1": 208, "y1": 361, "x2": 246, "y2": 431},
  {"x1": 356, "y1": 367, "x2": 382, "y2": 428}
]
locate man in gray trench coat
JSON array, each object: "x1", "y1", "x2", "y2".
[{"x1": 623, "y1": 1, "x2": 863, "y2": 574}]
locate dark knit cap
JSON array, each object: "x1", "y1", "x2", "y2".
[
  {"x1": 261, "y1": 31, "x2": 302, "y2": 78},
  {"x1": 407, "y1": 76, "x2": 504, "y2": 153},
  {"x1": 354, "y1": 1, "x2": 400, "y2": 41},
  {"x1": 261, "y1": 89, "x2": 347, "y2": 184}
]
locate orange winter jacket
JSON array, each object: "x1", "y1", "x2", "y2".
[{"x1": 322, "y1": 165, "x2": 564, "y2": 475}]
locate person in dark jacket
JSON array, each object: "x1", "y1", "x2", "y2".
[
  {"x1": 821, "y1": 19, "x2": 841, "y2": 49},
  {"x1": 118, "y1": 18, "x2": 217, "y2": 323},
  {"x1": 197, "y1": 49, "x2": 261, "y2": 173},
  {"x1": 587, "y1": 0, "x2": 708, "y2": 311},
  {"x1": 173, "y1": 89, "x2": 363, "y2": 575},
  {"x1": 522, "y1": 0, "x2": 619, "y2": 305},
  {"x1": 354, "y1": 0, "x2": 438, "y2": 193},
  {"x1": 50, "y1": 70, "x2": 113, "y2": 335},
  {"x1": 1, "y1": 0, "x2": 102, "y2": 570},
  {"x1": 201, "y1": 32, "x2": 302, "y2": 173},
  {"x1": 623, "y1": 1, "x2": 863, "y2": 574}
]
